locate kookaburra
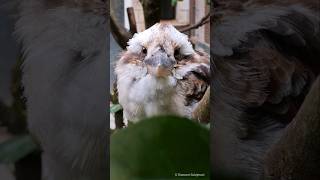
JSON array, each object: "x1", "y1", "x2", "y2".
[{"x1": 115, "y1": 23, "x2": 210, "y2": 123}]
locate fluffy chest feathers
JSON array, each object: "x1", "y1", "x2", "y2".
[{"x1": 116, "y1": 65, "x2": 182, "y2": 122}]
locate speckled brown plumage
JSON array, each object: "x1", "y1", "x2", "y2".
[{"x1": 211, "y1": 0, "x2": 320, "y2": 179}]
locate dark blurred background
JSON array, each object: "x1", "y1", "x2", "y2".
[{"x1": 0, "y1": 8, "x2": 41, "y2": 180}]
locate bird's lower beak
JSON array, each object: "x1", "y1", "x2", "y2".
[{"x1": 144, "y1": 51, "x2": 174, "y2": 78}]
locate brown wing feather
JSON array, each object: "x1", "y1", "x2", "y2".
[
  {"x1": 213, "y1": 0, "x2": 320, "y2": 124},
  {"x1": 176, "y1": 52, "x2": 210, "y2": 109}
]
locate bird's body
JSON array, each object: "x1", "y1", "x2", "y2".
[{"x1": 116, "y1": 24, "x2": 210, "y2": 122}]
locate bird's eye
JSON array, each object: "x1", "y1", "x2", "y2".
[
  {"x1": 174, "y1": 48, "x2": 180, "y2": 57},
  {"x1": 142, "y1": 47, "x2": 147, "y2": 54}
]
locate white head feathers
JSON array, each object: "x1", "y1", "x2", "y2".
[{"x1": 127, "y1": 23, "x2": 195, "y2": 55}]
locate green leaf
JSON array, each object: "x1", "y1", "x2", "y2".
[
  {"x1": 171, "y1": 0, "x2": 182, "y2": 6},
  {"x1": 0, "y1": 135, "x2": 38, "y2": 163},
  {"x1": 110, "y1": 104, "x2": 123, "y2": 113},
  {"x1": 171, "y1": 0, "x2": 177, "y2": 6},
  {"x1": 111, "y1": 116, "x2": 210, "y2": 179}
]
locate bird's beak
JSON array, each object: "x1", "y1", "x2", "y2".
[{"x1": 144, "y1": 51, "x2": 174, "y2": 78}]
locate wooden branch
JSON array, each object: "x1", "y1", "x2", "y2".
[
  {"x1": 264, "y1": 76, "x2": 320, "y2": 180},
  {"x1": 111, "y1": 81, "x2": 125, "y2": 129},
  {"x1": 192, "y1": 87, "x2": 210, "y2": 123},
  {"x1": 127, "y1": 7, "x2": 137, "y2": 34},
  {"x1": 179, "y1": 12, "x2": 210, "y2": 33},
  {"x1": 110, "y1": 0, "x2": 133, "y2": 49}
]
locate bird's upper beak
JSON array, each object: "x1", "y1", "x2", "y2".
[{"x1": 144, "y1": 50, "x2": 174, "y2": 78}]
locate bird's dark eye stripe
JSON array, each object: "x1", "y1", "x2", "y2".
[
  {"x1": 174, "y1": 48, "x2": 180, "y2": 56},
  {"x1": 183, "y1": 55, "x2": 192, "y2": 59},
  {"x1": 174, "y1": 48, "x2": 191, "y2": 61}
]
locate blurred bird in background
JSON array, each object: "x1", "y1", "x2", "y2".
[
  {"x1": 211, "y1": 0, "x2": 320, "y2": 179},
  {"x1": 12, "y1": 0, "x2": 108, "y2": 180}
]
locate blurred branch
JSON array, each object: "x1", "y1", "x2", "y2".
[
  {"x1": 127, "y1": 7, "x2": 138, "y2": 34},
  {"x1": 180, "y1": 12, "x2": 210, "y2": 33},
  {"x1": 264, "y1": 76, "x2": 320, "y2": 179},
  {"x1": 192, "y1": 87, "x2": 210, "y2": 123},
  {"x1": 110, "y1": 0, "x2": 133, "y2": 49},
  {"x1": 9, "y1": 56, "x2": 27, "y2": 134},
  {"x1": 139, "y1": 0, "x2": 161, "y2": 28}
]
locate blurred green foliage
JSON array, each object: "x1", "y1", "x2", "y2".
[
  {"x1": 171, "y1": 0, "x2": 178, "y2": 6},
  {"x1": 111, "y1": 116, "x2": 210, "y2": 179},
  {"x1": 110, "y1": 104, "x2": 122, "y2": 113},
  {"x1": 0, "y1": 135, "x2": 38, "y2": 164}
]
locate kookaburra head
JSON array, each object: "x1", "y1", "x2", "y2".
[{"x1": 116, "y1": 23, "x2": 210, "y2": 122}]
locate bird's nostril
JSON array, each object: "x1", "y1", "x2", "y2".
[{"x1": 159, "y1": 46, "x2": 165, "y2": 52}]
